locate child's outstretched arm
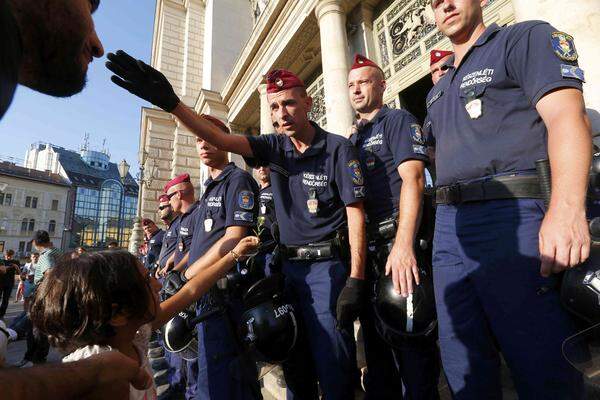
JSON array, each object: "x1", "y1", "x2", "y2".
[{"x1": 152, "y1": 236, "x2": 260, "y2": 329}]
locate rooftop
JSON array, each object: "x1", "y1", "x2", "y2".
[{"x1": 0, "y1": 161, "x2": 70, "y2": 187}]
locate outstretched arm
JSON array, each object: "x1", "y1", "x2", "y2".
[
  {"x1": 106, "y1": 50, "x2": 253, "y2": 157},
  {"x1": 153, "y1": 236, "x2": 259, "y2": 328}
]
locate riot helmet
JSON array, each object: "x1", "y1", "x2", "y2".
[{"x1": 160, "y1": 308, "x2": 198, "y2": 361}]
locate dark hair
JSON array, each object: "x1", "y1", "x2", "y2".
[
  {"x1": 32, "y1": 230, "x2": 50, "y2": 245},
  {"x1": 107, "y1": 241, "x2": 119, "y2": 248},
  {"x1": 29, "y1": 251, "x2": 155, "y2": 350},
  {"x1": 5, "y1": 249, "x2": 14, "y2": 257}
]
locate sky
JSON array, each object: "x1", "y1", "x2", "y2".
[{"x1": 0, "y1": 0, "x2": 157, "y2": 174}]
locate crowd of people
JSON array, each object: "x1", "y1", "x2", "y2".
[{"x1": 0, "y1": 0, "x2": 597, "y2": 399}]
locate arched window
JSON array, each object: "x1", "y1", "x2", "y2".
[
  {"x1": 48, "y1": 220, "x2": 56, "y2": 233},
  {"x1": 28, "y1": 219, "x2": 35, "y2": 231},
  {"x1": 21, "y1": 218, "x2": 27, "y2": 232}
]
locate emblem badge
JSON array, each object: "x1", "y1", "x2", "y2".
[
  {"x1": 410, "y1": 124, "x2": 425, "y2": 144},
  {"x1": 551, "y1": 32, "x2": 578, "y2": 61},
  {"x1": 560, "y1": 64, "x2": 585, "y2": 82},
  {"x1": 307, "y1": 188, "x2": 319, "y2": 214},
  {"x1": 260, "y1": 202, "x2": 267, "y2": 215},
  {"x1": 465, "y1": 98, "x2": 482, "y2": 119},
  {"x1": 178, "y1": 240, "x2": 184, "y2": 252},
  {"x1": 238, "y1": 191, "x2": 254, "y2": 210},
  {"x1": 204, "y1": 218, "x2": 213, "y2": 232},
  {"x1": 275, "y1": 78, "x2": 284, "y2": 87},
  {"x1": 348, "y1": 160, "x2": 364, "y2": 185},
  {"x1": 365, "y1": 155, "x2": 376, "y2": 170}
]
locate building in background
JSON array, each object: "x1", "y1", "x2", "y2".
[
  {"x1": 24, "y1": 142, "x2": 138, "y2": 250},
  {"x1": 0, "y1": 162, "x2": 70, "y2": 257},
  {"x1": 138, "y1": 0, "x2": 600, "y2": 227}
]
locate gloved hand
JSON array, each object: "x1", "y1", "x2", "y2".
[
  {"x1": 105, "y1": 50, "x2": 180, "y2": 112},
  {"x1": 335, "y1": 277, "x2": 365, "y2": 331},
  {"x1": 161, "y1": 270, "x2": 188, "y2": 300}
]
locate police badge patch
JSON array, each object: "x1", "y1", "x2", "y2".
[
  {"x1": 238, "y1": 191, "x2": 254, "y2": 210},
  {"x1": 410, "y1": 124, "x2": 425, "y2": 144},
  {"x1": 551, "y1": 32, "x2": 578, "y2": 61},
  {"x1": 561, "y1": 64, "x2": 585, "y2": 82},
  {"x1": 348, "y1": 160, "x2": 364, "y2": 185}
]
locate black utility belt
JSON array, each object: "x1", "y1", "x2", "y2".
[
  {"x1": 282, "y1": 240, "x2": 338, "y2": 261},
  {"x1": 436, "y1": 175, "x2": 542, "y2": 205},
  {"x1": 367, "y1": 216, "x2": 397, "y2": 243}
]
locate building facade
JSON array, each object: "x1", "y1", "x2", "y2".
[
  {"x1": 138, "y1": 0, "x2": 600, "y2": 224},
  {"x1": 0, "y1": 162, "x2": 70, "y2": 257},
  {"x1": 24, "y1": 143, "x2": 138, "y2": 250}
]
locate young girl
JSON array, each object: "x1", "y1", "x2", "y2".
[{"x1": 29, "y1": 236, "x2": 260, "y2": 400}]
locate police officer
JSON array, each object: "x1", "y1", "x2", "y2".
[
  {"x1": 429, "y1": 49, "x2": 453, "y2": 85},
  {"x1": 255, "y1": 166, "x2": 275, "y2": 241},
  {"x1": 106, "y1": 54, "x2": 368, "y2": 399},
  {"x1": 161, "y1": 174, "x2": 201, "y2": 400},
  {"x1": 426, "y1": 0, "x2": 591, "y2": 398},
  {"x1": 142, "y1": 218, "x2": 164, "y2": 273},
  {"x1": 348, "y1": 54, "x2": 440, "y2": 400},
  {"x1": 179, "y1": 115, "x2": 261, "y2": 400}
]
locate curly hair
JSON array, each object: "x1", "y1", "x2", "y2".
[{"x1": 29, "y1": 250, "x2": 155, "y2": 350}]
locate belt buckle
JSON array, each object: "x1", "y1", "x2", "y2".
[{"x1": 297, "y1": 247, "x2": 315, "y2": 260}]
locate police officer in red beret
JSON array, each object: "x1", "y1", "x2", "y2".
[
  {"x1": 107, "y1": 52, "x2": 367, "y2": 400},
  {"x1": 429, "y1": 49, "x2": 453, "y2": 85}
]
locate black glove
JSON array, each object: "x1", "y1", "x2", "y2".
[
  {"x1": 335, "y1": 277, "x2": 365, "y2": 331},
  {"x1": 105, "y1": 50, "x2": 180, "y2": 112},
  {"x1": 161, "y1": 270, "x2": 188, "y2": 300}
]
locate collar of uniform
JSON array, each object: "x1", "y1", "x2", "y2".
[
  {"x1": 362, "y1": 106, "x2": 391, "y2": 128},
  {"x1": 203, "y1": 162, "x2": 236, "y2": 186},
  {"x1": 149, "y1": 229, "x2": 162, "y2": 239},
  {"x1": 473, "y1": 23, "x2": 502, "y2": 49},
  {"x1": 182, "y1": 201, "x2": 199, "y2": 216},
  {"x1": 283, "y1": 122, "x2": 327, "y2": 158}
]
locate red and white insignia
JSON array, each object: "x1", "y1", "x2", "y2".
[{"x1": 275, "y1": 78, "x2": 284, "y2": 87}]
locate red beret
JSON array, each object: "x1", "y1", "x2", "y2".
[
  {"x1": 158, "y1": 194, "x2": 170, "y2": 203},
  {"x1": 142, "y1": 218, "x2": 154, "y2": 226},
  {"x1": 201, "y1": 114, "x2": 230, "y2": 133},
  {"x1": 266, "y1": 69, "x2": 305, "y2": 94},
  {"x1": 430, "y1": 50, "x2": 454, "y2": 66},
  {"x1": 164, "y1": 173, "x2": 190, "y2": 193},
  {"x1": 350, "y1": 54, "x2": 382, "y2": 72}
]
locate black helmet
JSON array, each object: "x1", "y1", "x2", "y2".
[
  {"x1": 372, "y1": 258, "x2": 437, "y2": 347},
  {"x1": 561, "y1": 243, "x2": 600, "y2": 325},
  {"x1": 238, "y1": 275, "x2": 298, "y2": 363},
  {"x1": 160, "y1": 309, "x2": 198, "y2": 361}
]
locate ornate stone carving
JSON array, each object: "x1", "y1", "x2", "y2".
[
  {"x1": 307, "y1": 77, "x2": 326, "y2": 126},
  {"x1": 388, "y1": 0, "x2": 435, "y2": 57},
  {"x1": 250, "y1": 0, "x2": 269, "y2": 24}
]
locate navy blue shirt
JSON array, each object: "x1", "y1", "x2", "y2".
[
  {"x1": 188, "y1": 163, "x2": 258, "y2": 264},
  {"x1": 350, "y1": 107, "x2": 428, "y2": 223},
  {"x1": 173, "y1": 202, "x2": 199, "y2": 268},
  {"x1": 245, "y1": 122, "x2": 365, "y2": 246},
  {"x1": 145, "y1": 229, "x2": 165, "y2": 268},
  {"x1": 425, "y1": 22, "x2": 584, "y2": 186},
  {"x1": 258, "y1": 185, "x2": 276, "y2": 241},
  {"x1": 158, "y1": 217, "x2": 180, "y2": 268}
]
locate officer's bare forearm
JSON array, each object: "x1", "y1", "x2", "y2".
[
  {"x1": 184, "y1": 226, "x2": 247, "y2": 280},
  {"x1": 155, "y1": 251, "x2": 238, "y2": 328},
  {"x1": 395, "y1": 160, "x2": 426, "y2": 247},
  {"x1": 537, "y1": 88, "x2": 592, "y2": 211},
  {"x1": 172, "y1": 252, "x2": 189, "y2": 273},
  {"x1": 172, "y1": 103, "x2": 254, "y2": 157},
  {"x1": 346, "y1": 203, "x2": 367, "y2": 280}
]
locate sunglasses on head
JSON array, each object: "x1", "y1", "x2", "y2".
[{"x1": 158, "y1": 204, "x2": 171, "y2": 211}]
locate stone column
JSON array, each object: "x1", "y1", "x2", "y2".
[
  {"x1": 315, "y1": 0, "x2": 354, "y2": 136},
  {"x1": 258, "y1": 84, "x2": 275, "y2": 134},
  {"x1": 359, "y1": 2, "x2": 377, "y2": 59},
  {"x1": 512, "y1": 0, "x2": 600, "y2": 134}
]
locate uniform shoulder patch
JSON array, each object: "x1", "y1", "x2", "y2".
[
  {"x1": 560, "y1": 64, "x2": 585, "y2": 82},
  {"x1": 238, "y1": 190, "x2": 254, "y2": 210},
  {"x1": 410, "y1": 124, "x2": 425, "y2": 144},
  {"x1": 412, "y1": 144, "x2": 427, "y2": 156},
  {"x1": 348, "y1": 160, "x2": 364, "y2": 186},
  {"x1": 551, "y1": 32, "x2": 578, "y2": 61}
]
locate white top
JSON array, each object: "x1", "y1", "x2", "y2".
[{"x1": 63, "y1": 324, "x2": 157, "y2": 400}]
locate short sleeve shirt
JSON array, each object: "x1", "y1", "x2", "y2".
[
  {"x1": 173, "y1": 202, "x2": 200, "y2": 268},
  {"x1": 188, "y1": 163, "x2": 258, "y2": 264},
  {"x1": 425, "y1": 22, "x2": 584, "y2": 186},
  {"x1": 245, "y1": 122, "x2": 365, "y2": 246},
  {"x1": 158, "y1": 217, "x2": 181, "y2": 268},
  {"x1": 258, "y1": 185, "x2": 276, "y2": 242},
  {"x1": 350, "y1": 107, "x2": 429, "y2": 223},
  {"x1": 145, "y1": 229, "x2": 165, "y2": 268},
  {"x1": 34, "y1": 247, "x2": 62, "y2": 285}
]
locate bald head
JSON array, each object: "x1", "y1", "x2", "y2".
[
  {"x1": 167, "y1": 181, "x2": 195, "y2": 212},
  {"x1": 348, "y1": 66, "x2": 386, "y2": 116}
]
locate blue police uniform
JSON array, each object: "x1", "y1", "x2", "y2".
[
  {"x1": 145, "y1": 229, "x2": 164, "y2": 270},
  {"x1": 173, "y1": 204, "x2": 202, "y2": 400},
  {"x1": 187, "y1": 162, "x2": 261, "y2": 400},
  {"x1": 257, "y1": 185, "x2": 276, "y2": 275},
  {"x1": 245, "y1": 123, "x2": 365, "y2": 400},
  {"x1": 425, "y1": 21, "x2": 585, "y2": 399},
  {"x1": 350, "y1": 106, "x2": 440, "y2": 400}
]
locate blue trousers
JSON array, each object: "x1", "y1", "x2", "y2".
[
  {"x1": 281, "y1": 257, "x2": 356, "y2": 400},
  {"x1": 433, "y1": 199, "x2": 584, "y2": 399},
  {"x1": 194, "y1": 311, "x2": 261, "y2": 400}
]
